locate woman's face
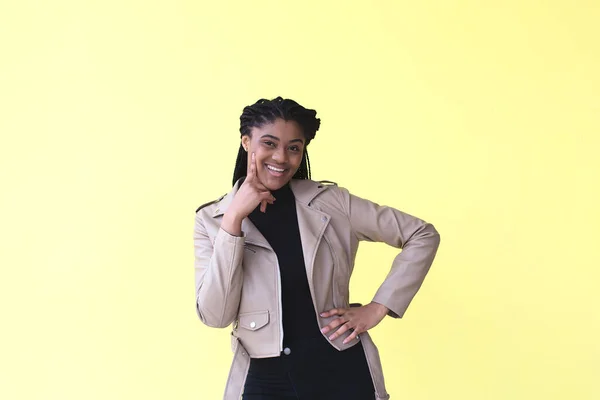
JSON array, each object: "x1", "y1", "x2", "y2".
[{"x1": 242, "y1": 118, "x2": 306, "y2": 191}]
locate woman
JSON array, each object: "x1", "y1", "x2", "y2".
[{"x1": 194, "y1": 97, "x2": 440, "y2": 400}]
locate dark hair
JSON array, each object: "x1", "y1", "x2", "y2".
[{"x1": 232, "y1": 96, "x2": 321, "y2": 186}]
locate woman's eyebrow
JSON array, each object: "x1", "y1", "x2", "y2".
[
  {"x1": 260, "y1": 134, "x2": 280, "y2": 141},
  {"x1": 260, "y1": 134, "x2": 304, "y2": 144}
]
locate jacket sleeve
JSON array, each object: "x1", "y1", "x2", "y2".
[
  {"x1": 337, "y1": 187, "x2": 441, "y2": 318},
  {"x1": 194, "y1": 212, "x2": 245, "y2": 328}
]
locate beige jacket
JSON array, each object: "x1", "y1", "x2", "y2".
[{"x1": 194, "y1": 179, "x2": 440, "y2": 399}]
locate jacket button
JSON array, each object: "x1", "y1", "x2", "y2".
[
  {"x1": 250, "y1": 321, "x2": 256, "y2": 329},
  {"x1": 283, "y1": 347, "x2": 291, "y2": 355},
  {"x1": 321, "y1": 216, "x2": 327, "y2": 222}
]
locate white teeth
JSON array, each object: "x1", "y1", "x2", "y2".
[{"x1": 266, "y1": 165, "x2": 285, "y2": 172}]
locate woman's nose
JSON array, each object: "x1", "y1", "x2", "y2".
[{"x1": 272, "y1": 148, "x2": 287, "y2": 163}]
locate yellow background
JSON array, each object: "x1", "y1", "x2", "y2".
[{"x1": 1, "y1": 1, "x2": 598, "y2": 399}]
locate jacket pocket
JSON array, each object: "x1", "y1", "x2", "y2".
[{"x1": 238, "y1": 310, "x2": 269, "y2": 331}]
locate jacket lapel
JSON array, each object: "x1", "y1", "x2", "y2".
[
  {"x1": 241, "y1": 219, "x2": 272, "y2": 250},
  {"x1": 290, "y1": 180, "x2": 331, "y2": 282},
  {"x1": 211, "y1": 179, "x2": 332, "y2": 265},
  {"x1": 212, "y1": 180, "x2": 272, "y2": 250}
]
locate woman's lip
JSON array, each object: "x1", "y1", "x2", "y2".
[{"x1": 265, "y1": 163, "x2": 287, "y2": 177}]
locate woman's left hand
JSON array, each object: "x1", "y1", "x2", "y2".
[{"x1": 320, "y1": 302, "x2": 389, "y2": 344}]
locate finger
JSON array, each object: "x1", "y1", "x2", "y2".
[
  {"x1": 343, "y1": 329, "x2": 360, "y2": 344},
  {"x1": 320, "y1": 317, "x2": 346, "y2": 334},
  {"x1": 258, "y1": 190, "x2": 275, "y2": 210},
  {"x1": 328, "y1": 322, "x2": 353, "y2": 340},
  {"x1": 247, "y1": 152, "x2": 256, "y2": 180},
  {"x1": 260, "y1": 193, "x2": 276, "y2": 206},
  {"x1": 319, "y1": 308, "x2": 345, "y2": 318},
  {"x1": 257, "y1": 187, "x2": 275, "y2": 201}
]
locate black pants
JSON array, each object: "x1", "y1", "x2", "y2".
[{"x1": 242, "y1": 336, "x2": 375, "y2": 400}]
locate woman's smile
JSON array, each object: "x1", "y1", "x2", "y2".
[{"x1": 265, "y1": 163, "x2": 288, "y2": 177}]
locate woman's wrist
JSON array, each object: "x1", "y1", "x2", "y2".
[
  {"x1": 221, "y1": 211, "x2": 244, "y2": 236},
  {"x1": 369, "y1": 302, "x2": 390, "y2": 318}
]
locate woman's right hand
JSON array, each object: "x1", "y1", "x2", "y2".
[{"x1": 221, "y1": 152, "x2": 275, "y2": 236}]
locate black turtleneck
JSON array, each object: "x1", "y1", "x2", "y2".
[
  {"x1": 243, "y1": 182, "x2": 376, "y2": 399},
  {"x1": 248, "y1": 182, "x2": 320, "y2": 344}
]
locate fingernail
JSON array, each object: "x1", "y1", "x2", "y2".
[
  {"x1": 319, "y1": 313, "x2": 325, "y2": 317},
  {"x1": 328, "y1": 335, "x2": 334, "y2": 340},
  {"x1": 320, "y1": 328, "x2": 326, "y2": 333}
]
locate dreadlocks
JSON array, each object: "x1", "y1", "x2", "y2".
[{"x1": 232, "y1": 97, "x2": 321, "y2": 186}]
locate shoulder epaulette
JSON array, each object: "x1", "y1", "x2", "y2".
[
  {"x1": 317, "y1": 180, "x2": 338, "y2": 187},
  {"x1": 195, "y1": 194, "x2": 226, "y2": 213}
]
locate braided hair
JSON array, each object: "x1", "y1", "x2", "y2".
[{"x1": 232, "y1": 97, "x2": 321, "y2": 186}]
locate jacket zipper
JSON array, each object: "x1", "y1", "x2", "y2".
[
  {"x1": 323, "y1": 235, "x2": 340, "y2": 308},
  {"x1": 246, "y1": 239, "x2": 284, "y2": 352},
  {"x1": 276, "y1": 261, "x2": 284, "y2": 352}
]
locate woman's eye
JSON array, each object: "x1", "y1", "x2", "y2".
[
  {"x1": 263, "y1": 141, "x2": 275, "y2": 147},
  {"x1": 289, "y1": 146, "x2": 301, "y2": 152}
]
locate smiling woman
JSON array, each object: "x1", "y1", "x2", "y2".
[
  {"x1": 241, "y1": 119, "x2": 306, "y2": 190},
  {"x1": 232, "y1": 98, "x2": 320, "y2": 187},
  {"x1": 193, "y1": 97, "x2": 441, "y2": 399}
]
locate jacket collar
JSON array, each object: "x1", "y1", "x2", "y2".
[
  {"x1": 212, "y1": 178, "x2": 332, "y2": 278},
  {"x1": 212, "y1": 179, "x2": 329, "y2": 218}
]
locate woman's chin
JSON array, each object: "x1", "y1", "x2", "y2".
[
  {"x1": 265, "y1": 182, "x2": 287, "y2": 191},
  {"x1": 262, "y1": 176, "x2": 291, "y2": 191}
]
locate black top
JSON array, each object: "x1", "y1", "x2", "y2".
[
  {"x1": 244, "y1": 182, "x2": 375, "y2": 399},
  {"x1": 248, "y1": 182, "x2": 321, "y2": 344}
]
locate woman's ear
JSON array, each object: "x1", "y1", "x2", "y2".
[{"x1": 241, "y1": 135, "x2": 250, "y2": 152}]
